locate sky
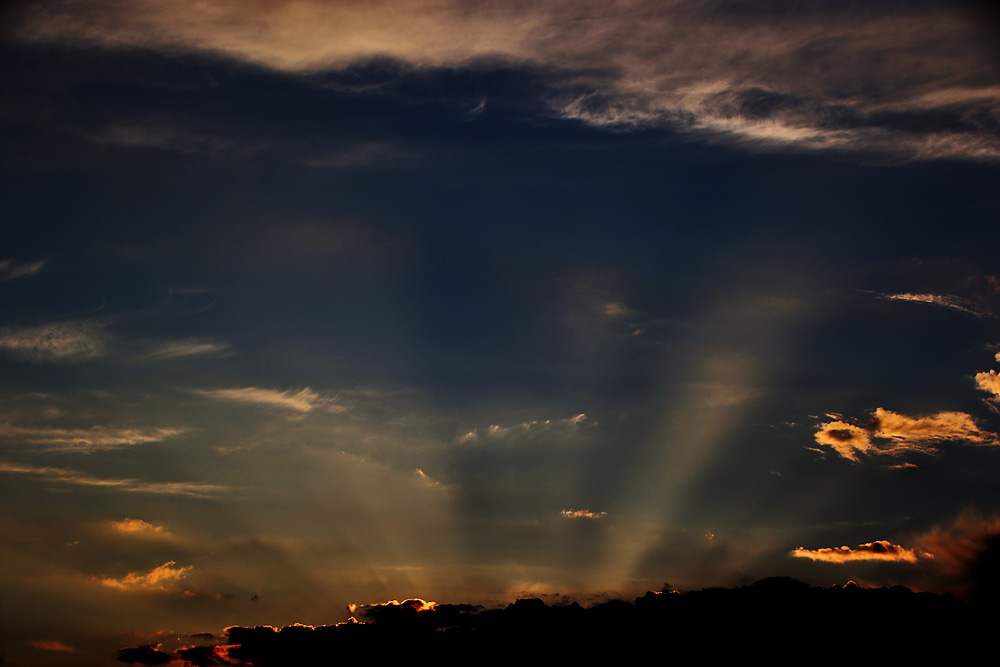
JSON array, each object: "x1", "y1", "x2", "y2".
[{"x1": 1, "y1": 0, "x2": 1000, "y2": 664}]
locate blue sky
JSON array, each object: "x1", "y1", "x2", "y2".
[{"x1": 2, "y1": 1, "x2": 1000, "y2": 664}]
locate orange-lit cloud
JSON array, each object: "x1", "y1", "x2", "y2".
[
  {"x1": 880, "y1": 292, "x2": 991, "y2": 318},
  {"x1": 561, "y1": 509, "x2": 607, "y2": 520},
  {"x1": 790, "y1": 540, "x2": 930, "y2": 563},
  {"x1": 975, "y1": 370, "x2": 1000, "y2": 400},
  {"x1": 0, "y1": 460, "x2": 230, "y2": 496},
  {"x1": 814, "y1": 408, "x2": 998, "y2": 461},
  {"x1": 27, "y1": 639, "x2": 76, "y2": 653},
  {"x1": 108, "y1": 518, "x2": 165, "y2": 536},
  {"x1": 199, "y1": 386, "x2": 344, "y2": 413},
  {"x1": 0, "y1": 422, "x2": 184, "y2": 452},
  {"x1": 98, "y1": 561, "x2": 192, "y2": 591}
]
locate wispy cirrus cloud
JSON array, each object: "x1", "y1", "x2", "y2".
[
  {"x1": 877, "y1": 292, "x2": 992, "y2": 318},
  {"x1": 0, "y1": 423, "x2": 184, "y2": 453},
  {"x1": 0, "y1": 258, "x2": 47, "y2": 280},
  {"x1": 198, "y1": 387, "x2": 344, "y2": 414},
  {"x1": 11, "y1": 0, "x2": 999, "y2": 161},
  {"x1": 0, "y1": 321, "x2": 108, "y2": 362},
  {"x1": 140, "y1": 337, "x2": 230, "y2": 361},
  {"x1": 97, "y1": 561, "x2": 192, "y2": 591},
  {"x1": 814, "y1": 408, "x2": 998, "y2": 462},
  {"x1": 107, "y1": 518, "x2": 167, "y2": 537},
  {"x1": 0, "y1": 460, "x2": 230, "y2": 497},
  {"x1": 791, "y1": 540, "x2": 930, "y2": 564},
  {"x1": 459, "y1": 413, "x2": 588, "y2": 442}
]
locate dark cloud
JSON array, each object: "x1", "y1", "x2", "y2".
[{"x1": 117, "y1": 644, "x2": 172, "y2": 665}]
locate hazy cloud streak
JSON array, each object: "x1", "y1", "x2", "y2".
[
  {"x1": 0, "y1": 423, "x2": 184, "y2": 453},
  {"x1": 0, "y1": 460, "x2": 230, "y2": 496}
]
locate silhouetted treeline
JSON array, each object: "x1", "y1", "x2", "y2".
[{"x1": 119, "y1": 578, "x2": 998, "y2": 665}]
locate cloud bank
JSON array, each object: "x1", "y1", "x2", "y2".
[{"x1": 12, "y1": 0, "x2": 1000, "y2": 161}]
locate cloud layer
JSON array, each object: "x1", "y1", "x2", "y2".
[{"x1": 12, "y1": 0, "x2": 1000, "y2": 161}]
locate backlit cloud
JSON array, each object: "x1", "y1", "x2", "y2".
[
  {"x1": 912, "y1": 510, "x2": 1000, "y2": 599},
  {"x1": 98, "y1": 561, "x2": 192, "y2": 591},
  {"x1": 11, "y1": 0, "x2": 1000, "y2": 161},
  {"x1": 791, "y1": 540, "x2": 930, "y2": 564},
  {"x1": 0, "y1": 321, "x2": 108, "y2": 362},
  {"x1": 0, "y1": 423, "x2": 184, "y2": 453},
  {"x1": 814, "y1": 408, "x2": 998, "y2": 462},
  {"x1": 0, "y1": 460, "x2": 230, "y2": 496},
  {"x1": 198, "y1": 387, "x2": 344, "y2": 414}
]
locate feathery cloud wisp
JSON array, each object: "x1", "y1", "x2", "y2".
[
  {"x1": 0, "y1": 460, "x2": 230, "y2": 497},
  {"x1": 0, "y1": 423, "x2": 184, "y2": 453},
  {"x1": 198, "y1": 387, "x2": 344, "y2": 414},
  {"x1": 0, "y1": 321, "x2": 108, "y2": 362}
]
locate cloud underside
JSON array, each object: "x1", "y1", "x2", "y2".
[
  {"x1": 13, "y1": 0, "x2": 1000, "y2": 161},
  {"x1": 0, "y1": 460, "x2": 228, "y2": 496},
  {"x1": 791, "y1": 540, "x2": 929, "y2": 564},
  {"x1": 814, "y1": 408, "x2": 998, "y2": 462}
]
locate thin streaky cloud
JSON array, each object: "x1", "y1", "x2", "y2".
[
  {"x1": 459, "y1": 413, "x2": 587, "y2": 442},
  {"x1": 0, "y1": 258, "x2": 47, "y2": 280},
  {"x1": 879, "y1": 292, "x2": 992, "y2": 318},
  {"x1": 27, "y1": 640, "x2": 76, "y2": 653},
  {"x1": 790, "y1": 540, "x2": 930, "y2": 564},
  {"x1": 0, "y1": 321, "x2": 108, "y2": 362},
  {"x1": 198, "y1": 386, "x2": 344, "y2": 413},
  {"x1": 0, "y1": 460, "x2": 230, "y2": 497},
  {"x1": 0, "y1": 423, "x2": 184, "y2": 453},
  {"x1": 108, "y1": 518, "x2": 165, "y2": 536},
  {"x1": 140, "y1": 338, "x2": 230, "y2": 360}
]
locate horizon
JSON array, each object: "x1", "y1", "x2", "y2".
[{"x1": 2, "y1": 1, "x2": 1000, "y2": 665}]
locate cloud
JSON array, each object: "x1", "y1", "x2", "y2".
[
  {"x1": 0, "y1": 423, "x2": 184, "y2": 453},
  {"x1": 108, "y1": 518, "x2": 166, "y2": 537},
  {"x1": 28, "y1": 639, "x2": 76, "y2": 653},
  {"x1": 975, "y1": 370, "x2": 1000, "y2": 400},
  {"x1": 0, "y1": 320, "x2": 108, "y2": 362},
  {"x1": 459, "y1": 413, "x2": 588, "y2": 442},
  {"x1": 116, "y1": 644, "x2": 173, "y2": 664},
  {"x1": 561, "y1": 509, "x2": 606, "y2": 520},
  {"x1": 198, "y1": 387, "x2": 343, "y2": 414},
  {"x1": 140, "y1": 337, "x2": 230, "y2": 360},
  {"x1": 878, "y1": 292, "x2": 991, "y2": 318},
  {"x1": 0, "y1": 258, "x2": 47, "y2": 280},
  {"x1": 814, "y1": 408, "x2": 998, "y2": 462},
  {"x1": 790, "y1": 540, "x2": 930, "y2": 564},
  {"x1": 0, "y1": 460, "x2": 230, "y2": 496},
  {"x1": 98, "y1": 561, "x2": 192, "y2": 591},
  {"x1": 900, "y1": 510, "x2": 1000, "y2": 602},
  {"x1": 11, "y1": 0, "x2": 1000, "y2": 161}
]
